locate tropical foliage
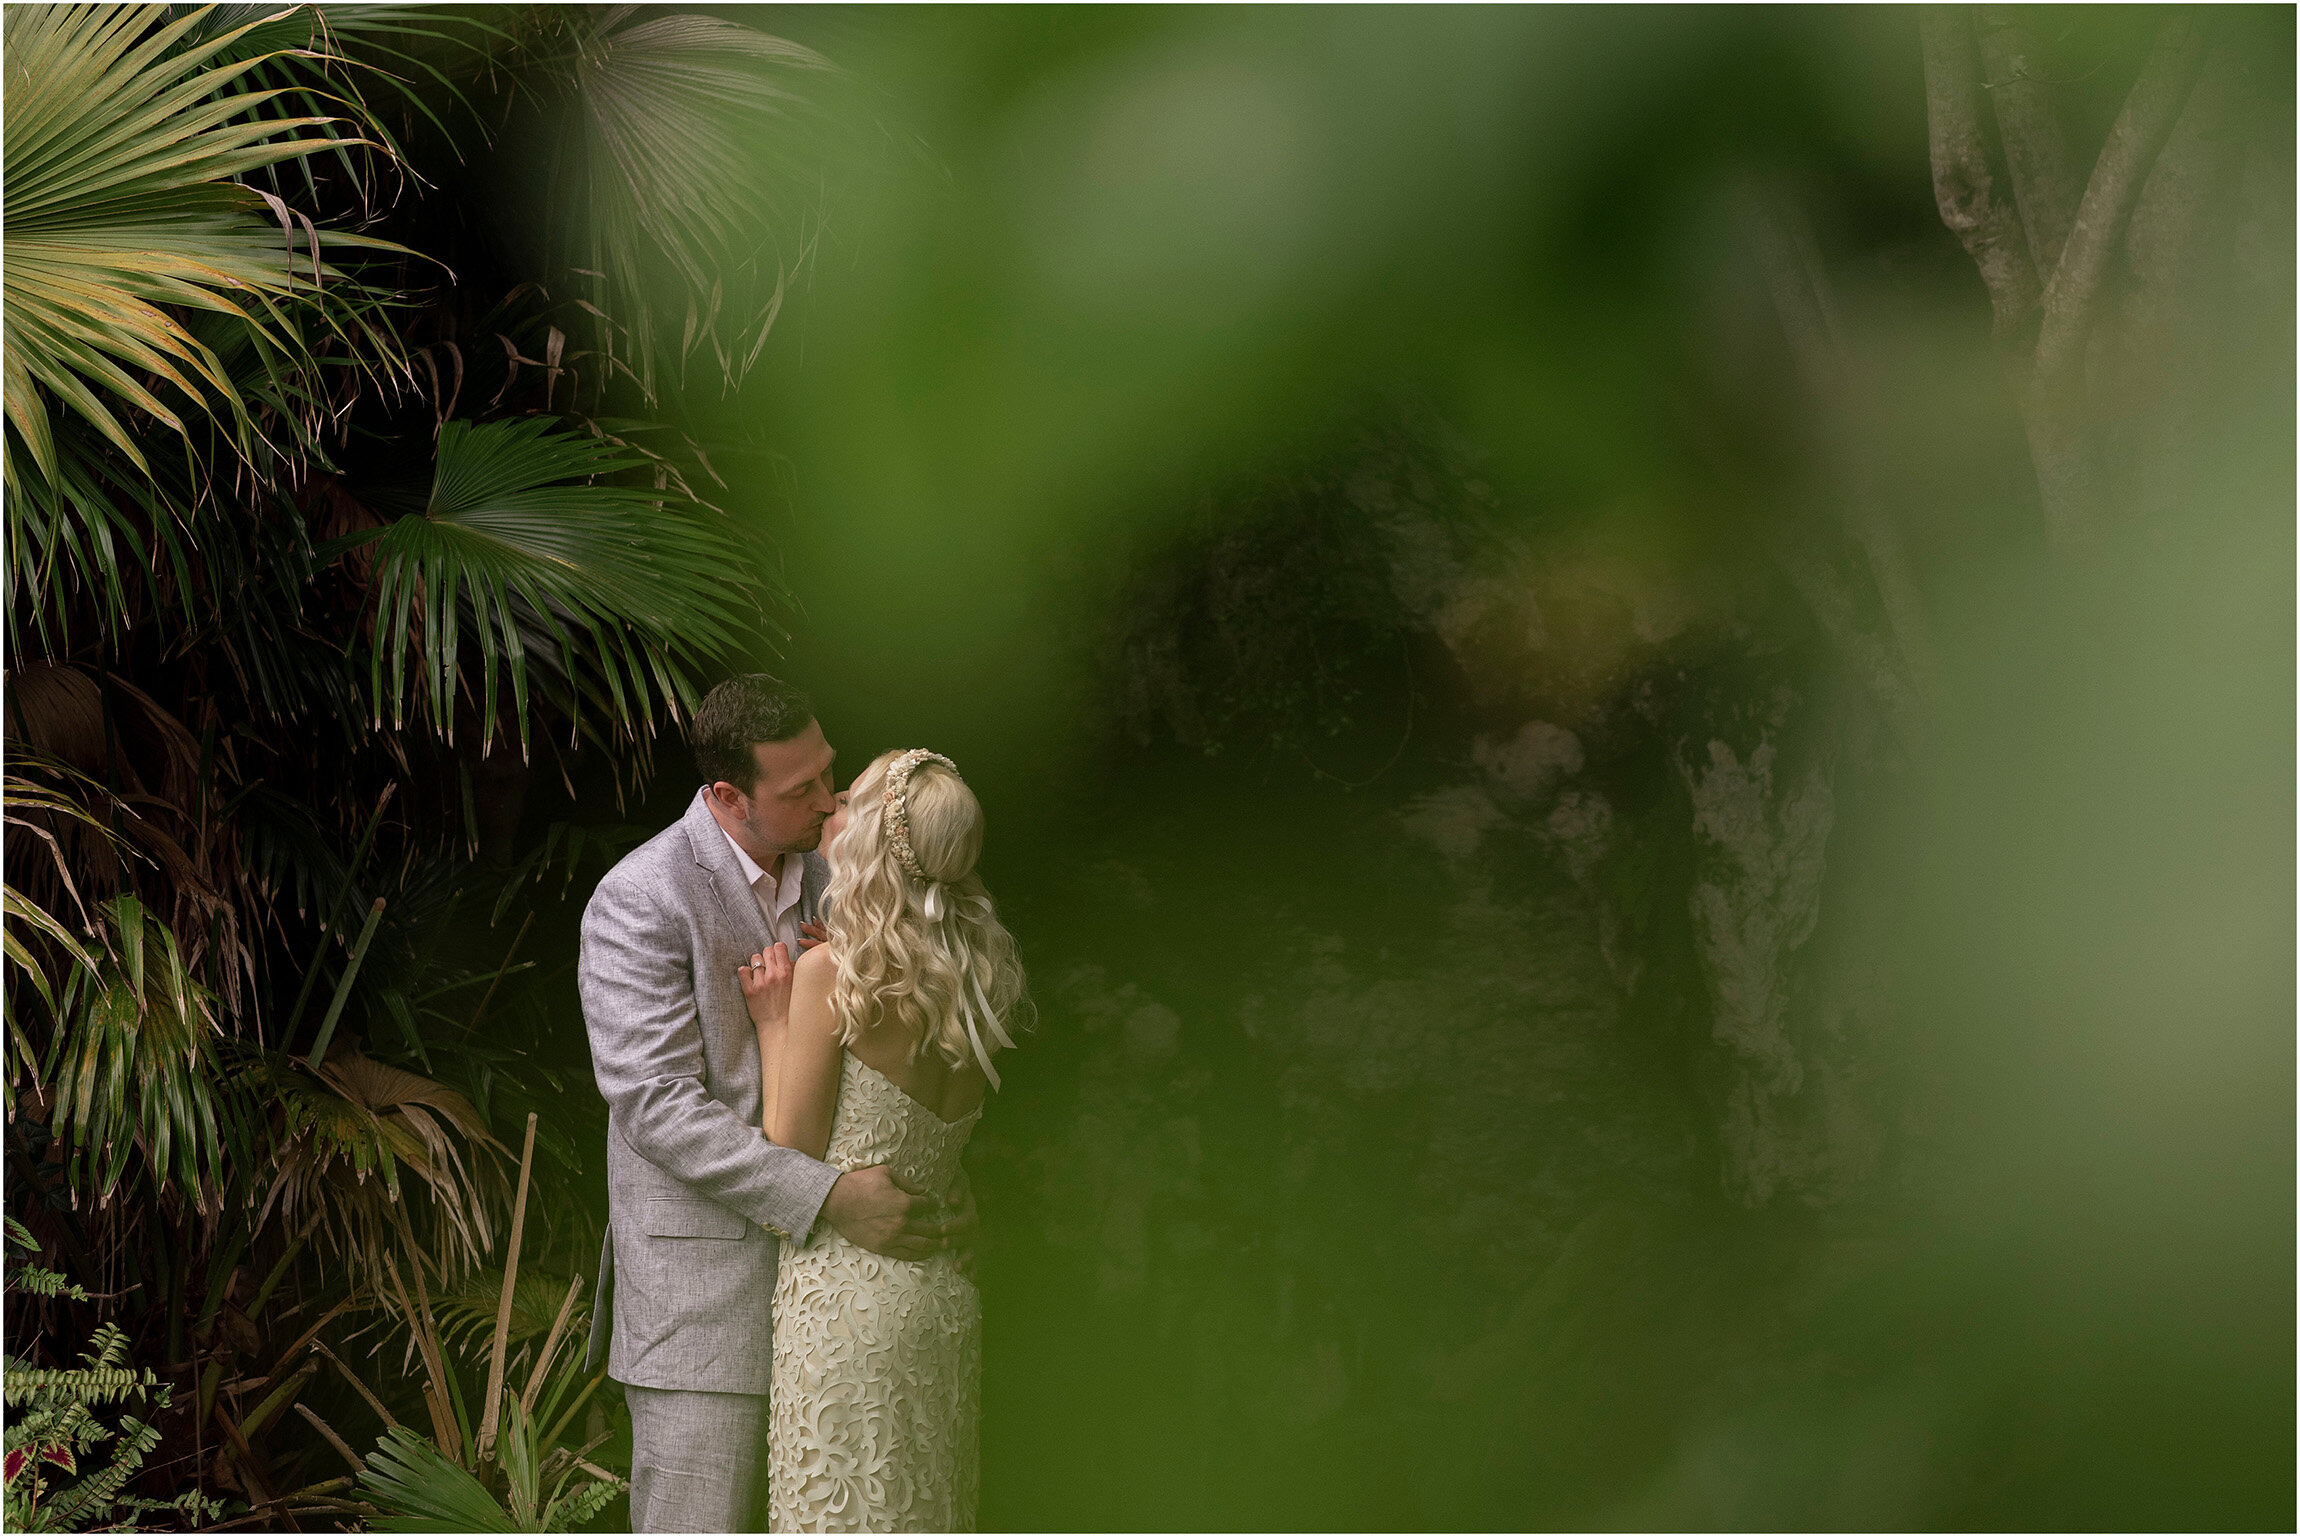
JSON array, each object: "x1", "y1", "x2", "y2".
[
  {"x1": 2, "y1": 2, "x2": 827, "y2": 1523},
  {"x1": 3, "y1": 1222, "x2": 224, "y2": 1531},
  {"x1": 354, "y1": 1122, "x2": 623, "y2": 1533}
]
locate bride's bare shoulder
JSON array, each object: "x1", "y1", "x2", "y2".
[{"x1": 793, "y1": 943, "x2": 837, "y2": 985}]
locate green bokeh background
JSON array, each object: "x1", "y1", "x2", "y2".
[{"x1": 515, "y1": 6, "x2": 2290, "y2": 1527}]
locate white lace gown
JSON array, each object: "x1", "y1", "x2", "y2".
[{"x1": 769, "y1": 1053, "x2": 983, "y2": 1532}]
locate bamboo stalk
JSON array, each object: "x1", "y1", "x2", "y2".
[
  {"x1": 295, "y1": 1402, "x2": 365, "y2": 1475},
  {"x1": 194, "y1": 1226, "x2": 250, "y2": 1342},
  {"x1": 476, "y1": 1112, "x2": 540, "y2": 1466},
  {"x1": 245, "y1": 1234, "x2": 306, "y2": 1321},
  {"x1": 459, "y1": 910, "x2": 535, "y2": 1040},
  {"x1": 313, "y1": 1341, "x2": 399, "y2": 1431},
  {"x1": 538, "y1": 1369, "x2": 610, "y2": 1452},
  {"x1": 382, "y1": 1251, "x2": 459, "y2": 1460},
  {"x1": 210, "y1": 1400, "x2": 278, "y2": 1508},
  {"x1": 303, "y1": 898, "x2": 386, "y2": 1067},
  {"x1": 238, "y1": 1362, "x2": 317, "y2": 1439},
  {"x1": 519, "y1": 1274, "x2": 585, "y2": 1418},
  {"x1": 281, "y1": 782, "x2": 397, "y2": 1045},
  {"x1": 232, "y1": 1293, "x2": 358, "y2": 1426}
]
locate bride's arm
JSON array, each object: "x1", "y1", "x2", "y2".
[
  {"x1": 738, "y1": 944, "x2": 794, "y2": 1138},
  {"x1": 770, "y1": 948, "x2": 842, "y2": 1161}
]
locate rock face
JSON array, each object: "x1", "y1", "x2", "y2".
[
  {"x1": 1473, "y1": 718, "x2": 1586, "y2": 812},
  {"x1": 1348, "y1": 413, "x2": 1890, "y2": 1211},
  {"x1": 1677, "y1": 729, "x2": 1843, "y2": 1206}
]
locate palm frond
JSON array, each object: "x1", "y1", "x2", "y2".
[
  {"x1": 355, "y1": 1330, "x2": 619, "y2": 1533},
  {"x1": 493, "y1": 821, "x2": 646, "y2": 924},
  {"x1": 429, "y1": 1267, "x2": 583, "y2": 1360},
  {"x1": 358, "y1": 1425, "x2": 517, "y2": 1534},
  {"x1": 558, "y1": 7, "x2": 836, "y2": 398},
  {"x1": 256, "y1": 1042, "x2": 507, "y2": 1284},
  {"x1": 4, "y1": 679, "x2": 261, "y2": 1015},
  {"x1": 4, "y1": 317, "x2": 347, "y2": 655},
  {"x1": 173, "y1": 5, "x2": 511, "y2": 206},
  {"x1": 3, "y1": 3, "x2": 410, "y2": 486},
  {"x1": 41, "y1": 894, "x2": 241, "y2": 1208},
  {"x1": 3, "y1": 4, "x2": 414, "y2": 655},
  {"x1": 3, "y1": 765, "x2": 132, "y2": 1117},
  {"x1": 359, "y1": 415, "x2": 771, "y2": 757}
]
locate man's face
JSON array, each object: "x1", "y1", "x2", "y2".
[{"x1": 709, "y1": 718, "x2": 837, "y2": 859}]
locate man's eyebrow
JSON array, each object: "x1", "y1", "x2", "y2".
[{"x1": 779, "y1": 750, "x2": 835, "y2": 794}]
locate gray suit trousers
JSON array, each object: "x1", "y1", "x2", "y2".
[{"x1": 624, "y1": 1383, "x2": 768, "y2": 1533}]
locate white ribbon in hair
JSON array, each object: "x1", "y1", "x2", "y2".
[{"x1": 959, "y1": 967, "x2": 1017, "y2": 1091}]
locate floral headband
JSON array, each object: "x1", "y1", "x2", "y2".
[{"x1": 881, "y1": 749, "x2": 959, "y2": 884}]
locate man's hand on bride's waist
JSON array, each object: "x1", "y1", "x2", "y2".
[
  {"x1": 823, "y1": 1164, "x2": 973, "y2": 1264},
  {"x1": 946, "y1": 1169, "x2": 979, "y2": 1281}
]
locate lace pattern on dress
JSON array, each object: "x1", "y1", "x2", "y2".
[{"x1": 769, "y1": 1053, "x2": 982, "y2": 1532}]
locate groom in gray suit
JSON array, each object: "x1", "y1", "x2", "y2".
[{"x1": 580, "y1": 673, "x2": 972, "y2": 1532}]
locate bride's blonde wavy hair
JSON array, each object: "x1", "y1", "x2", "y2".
[{"x1": 823, "y1": 750, "x2": 1032, "y2": 1080}]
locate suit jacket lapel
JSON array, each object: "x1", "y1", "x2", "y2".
[
  {"x1": 684, "y1": 791, "x2": 772, "y2": 957},
  {"x1": 799, "y1": 851, "x2": 830, "y2": 932}
]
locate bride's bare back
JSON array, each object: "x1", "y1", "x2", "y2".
[
  {"x1": 770, "y1": 946, "x2": 995, "y2": 1153},
  {"x1": 842, "y1": 992, "x2": 990, "y2": 1126}
]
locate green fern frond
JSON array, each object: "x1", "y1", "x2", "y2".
[
  {"x1": 36, "y1": 1414, "x2": 161, "y2": 1528},
  {"x1": 2, "y1": 1217, "x2": 89, "y2": 1302},
  {"x1": 4, "y1": 1326, "x2": 158, "y2": 1409},
  {"x1": 2, "y1": 1366, "x2": 155, "y2": 1410},
  {"x1": 543, "y1": 1474, "x2": 625, "y2": 1533},
  {"x1": 8, "y1": 1266, "x2": 90, "y2": 1302}
]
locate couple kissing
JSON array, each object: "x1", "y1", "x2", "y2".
[{"x1": 580, "y1": 673, "x2": 1028, "y2": 1532}]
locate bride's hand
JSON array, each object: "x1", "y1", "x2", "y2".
[{"x1": 737, "y1": 943, "x2": 794, "y2": 1029}]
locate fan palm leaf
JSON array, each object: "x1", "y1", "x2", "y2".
[
  {"x1": 6, "y1": 311, "x2": 339, "y2": 653},
  {"x1": 4, "y1": 673, "x2": 262, "y2": 1018},
  {"x1": 3, "y1": 3, "x2": 413, "y2": 656},
  {"x1": 358, "y1": 415, "x2": 769, "y2": 757},
  {"x1": 429, "y1": 1267, "x2": 583, "y2": 1360},
  {"x1": 257, "y1": 1042, "x2": 507, "y2": 1284},
  {"x1": 172, "y1": 5, "x2": 509, "y2": 206},
  {"x1": 557, "y1": 7, "x2": 836, "y2": 397},
  {"x1": 3, "y1": 3, "x2": 407, "y2": 484},
  {"x1": 357, "y1": 1365, "x2": 620, "y2": 1532},
  {"x1": 359, "y1": 1426, "x2": 518, "y2": 1534},
  {"x1": 1, "y1": 770, "x2": 121, "y2": 1108}
]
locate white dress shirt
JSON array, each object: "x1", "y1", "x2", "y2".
[{"x1": 714, "y1": 795, "x2": 807, "y2": 957}]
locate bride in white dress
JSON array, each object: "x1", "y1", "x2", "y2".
[{"x1": 741, "y1": 748, "x2": 1029, "y2": 1532}]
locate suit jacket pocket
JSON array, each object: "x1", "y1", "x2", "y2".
[{"x1": 642, "y1": 1196, "x2": 749, "y2": 1240}]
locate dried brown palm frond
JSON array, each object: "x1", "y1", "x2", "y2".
[
  {"x1": 255, "y1": 1040, "x2": 509, "y2": 1293},
  {"x1": 3, "y1": 675, "x2": 260, "y2": 1015}
]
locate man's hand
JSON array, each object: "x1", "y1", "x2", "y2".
[
  {"x1": 947, "y1": 1169, "x2": 980, "y2": 1281},
  {"x1": 822, "y1": 1165, "x2": 948, "y2": 1262},
  {"x1": 797, "y1": 919, "x2": 830, "y2": 951}
]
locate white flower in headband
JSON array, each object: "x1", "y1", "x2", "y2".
[{"x1": 881, "y1": 749, "x2": 959, "y2": 885}]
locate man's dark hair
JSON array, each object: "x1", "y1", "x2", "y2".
[{"x1": 692, "y1": 673, "x2": 816, "y2": 789}]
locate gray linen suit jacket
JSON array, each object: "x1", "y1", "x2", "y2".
[{"x1": 579, "y1": 789, "x2": 842, "y2": 1395}]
